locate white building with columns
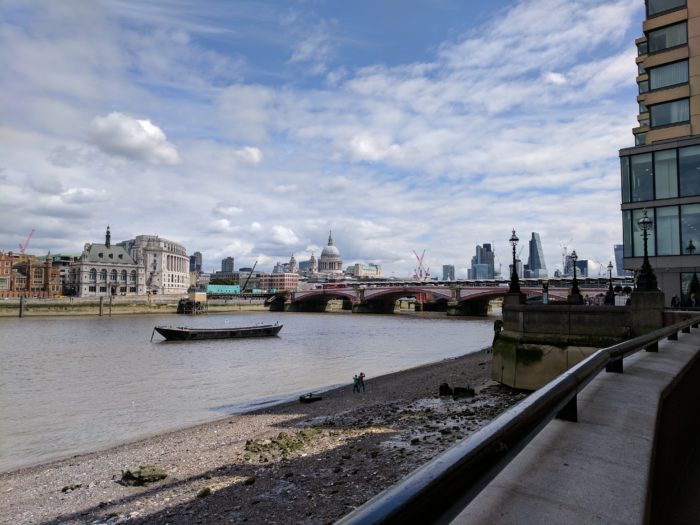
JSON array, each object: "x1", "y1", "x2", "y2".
[{"x1": 118, "y1": 235, "x2": 189, "y2": 295}]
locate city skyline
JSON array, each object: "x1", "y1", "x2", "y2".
[{"x1": 0, "y1": 1, "x2": 644, "y2": 276}]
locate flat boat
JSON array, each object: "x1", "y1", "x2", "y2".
[{"x1": 154, "y1": 323, "x2": 282, "y2": 341}]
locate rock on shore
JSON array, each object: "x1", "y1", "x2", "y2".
[{"x1": 0, "y1": 349, "x2": 526, "y2": 524}]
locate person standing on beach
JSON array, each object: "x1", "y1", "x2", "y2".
[
  {"x1": 359, "y1": 371, "x2": 365, "y2": 392},
  {"x1": 353, "y1": 374, "x2": 359, "y2": 393}
]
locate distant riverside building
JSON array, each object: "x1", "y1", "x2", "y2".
[
  {"x1": 318, "y1": 231, "x2": 343, "y2": 274},
  {"x1": 118, "y1": 234, "x2": 189, "y2": 295},
  {"x1": 442, "y1": 265, "x2": 455, "y2": 281},
  {"x1": 348, "y1": 263, "x2": 382, "y2": 278},
  {"x1": 221, "y1": 256, "x2": 234, "y2": 273},
  {"x1": 68, "y1": 227, "x2": 146, "y2": 297},
  {"x1": 526, "y1": 232, "x2": 547, "y2": 278},
  {"x1": 0, "y1": 251, "x2": 62, "y2": 297},
  {"x1": 189, "y1": 251, "x2": 202, "y2": 273},
  {"x1": 257, "y1": 272, "x2": 299, "y2": 292},
  {"x1": 469, "y1": 243, "x2": 495, "y2": 279},
  {"x1": 614, "y1": 244, "x2": 633, "y2": 277},
  {"x1": 620, "y1": 0, "x2": 700, "y2": 303}
]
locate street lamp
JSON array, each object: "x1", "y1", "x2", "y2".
[
  {"x1": 509, "y1": 229, "x2": 520, "y2": 294},
  {"x1": 571, "y1": 250, "x2": 581, "y2": 297},
  {"x1": 605, "y1": 261, "x2": 615, "y2": 305},
  {"x1": 636, "y1": 208, "x2": 658, "y2": 291}
]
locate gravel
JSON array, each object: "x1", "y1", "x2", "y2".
[{"x1": 0, "y1": 349, "x2": 526, "y2": 524}]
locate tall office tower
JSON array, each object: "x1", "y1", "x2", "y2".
[
  {"x1": 620, "y1": 0, "x2": 700, "y2": 302},
  {"x1": 527, "y1": 232, "x2": 548, "y2": 278},
  {"x1": 442, "y1": 265, "x2": 455, "y2": 281},
  {"x1": 189, "y1": 251, "x2": 202, "y2": 273},
  {"x1": 221, "y1": 256, "x2": 234, "y2": 273},
  {"x1": 469, "y1": 243, "x2": 495, "y2": 280},
  {"x1": 613, "y1": 244, "x2": 633, "y2": 277}
]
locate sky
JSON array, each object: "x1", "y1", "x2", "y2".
[{"x1": 0, "y1": 0, "x2": 644, "y2": 278}]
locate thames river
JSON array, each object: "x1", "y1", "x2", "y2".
[{"x1": 0, "y1": 311, "x2": 495, "y2": 473}]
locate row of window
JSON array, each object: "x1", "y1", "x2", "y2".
[
  {"x1": 87, "y1": 286, "x2": 138, "y2": 293},
  {"x1": 622, "y1": 204, "x2": 700, "y2": 258},
  {"x1": 647, "y1": 0, "x2": 686, "y2": 18},
  {"x1": 85, "y1": 269, "x2": 138, "y2": 282},
  {"x1": 621, "y1": 144, "x2": 700, "y2": 203},
  {"x1": 637, "y1": 21, "x2": 687, "y2": 56}
]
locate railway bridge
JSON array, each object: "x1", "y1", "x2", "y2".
[{"x1": 268, "y1": 285, "x2": 573, "y2": 315}]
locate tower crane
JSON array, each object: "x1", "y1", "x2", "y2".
[
  {"x1": 19, "y1": 229, "x2": 35, "y2": 256},
  {"x1": 242, "y1": 260, "x2": 258, "y2": 292},
  {"x1": 412, "y1": 250, "x2": 430, "y2": 281}
]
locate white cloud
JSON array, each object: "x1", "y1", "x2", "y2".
[
  {"x1": 233, "y1": 146, "x2": 263, "y2": 165},
  {"x1": 544, "y1": 72, "x2": 567, "y2": 85},
  {"x1": 88, "y1": 112, "x2": 180, "y2": 165}
]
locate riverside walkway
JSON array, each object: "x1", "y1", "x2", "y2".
[{"x1": 339, "y1": 317, "x2": 700, "y2": 524}]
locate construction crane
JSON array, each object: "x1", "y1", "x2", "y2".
[
  {"x1": 412, "y1": 250, "x2": 430, "y2": 281},
  {"x1": 242, "y1": 260, "x2": 258, "y2": 292},
  {"x1": 19, "y1": 229, "x2": 35, "y2": 256}
]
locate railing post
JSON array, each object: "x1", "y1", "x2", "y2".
[
  {"x1": 668, "y1": 331, "x2": 678, "y2": 341},
  {"x1": 692, "y1": 322, "x2": 699, "y2": 329},
  {"x1": 606, "y1": 358, "x2": 623, "y2": 373},
  {"x1": 556, "y1": 395, "x2": 577, "y2": 422},
  {"x1": 683, "y1": 326, "x2": 691, "y2": 333},
  {"x1": 646, "y1": 341, "x2": 659, "y2": 352}
]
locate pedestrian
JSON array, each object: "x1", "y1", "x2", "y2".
[
  {"x1": 671, "y1": 295, "x2": 680, "y2": 308},
  {"x1": 359, "y1": 371, "x2": 365, "y2": 392},
  {"x1": 352, "y1": 374, "x2": 359, "y2": 393}
]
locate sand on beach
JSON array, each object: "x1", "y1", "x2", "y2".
[{"x1": 0, "y1": 349, "x2": 526, "y2": 525}]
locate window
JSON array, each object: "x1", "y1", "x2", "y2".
[
  {"x1": 623, "y1": 210, "x2": 633, "y2": 257},
  {"x1": 638, "y1": 62, "x2": 645, "y2": 75},
  {"x1": 638, "y1": 41, "x2": 648, "y2": 56},
  {"x1": 649, "y1": 60, "x2": 688, "y2": 90},
  {"x1": 100, "y1": 269, "x2": 107, "y2": 281},
  {"x1": 635, "y1": 133, "x2": 647, "y2": 146},
  {"x1": 129, "y1": 286, "x2": 136, "y2": 293},
  {"x1": 655, "y1": 149, "x2": 678, "y2": 198},
  {"x1": 647, "y1": 0, "x2": 686, "y2": 17},
  {"x1": 120, "y1": 270, "x2": 127, "y2": 281},
  {"x1": 110, "y1": 269, "x2": 118, "y2": 281},
  {"x1": 130, "y1": 270, "x2": 137, "y2": 282},
  {"x1": 648, "y1": 22, "x2": 687, "y2": 53},
  {"x1": 89, "y1": 285, "x2": 96, "y2": 292},
  {"x1": 650, "y1": 98, "x2": 689, "y2": 127},
  {"x1": 633, "y1": 208, "x2": 656, "y2": 257},
  {"x1": 657, "y1": 206, "x2": 680, "y2": 255},
  {"x1": 630, "y1": 153, "x2": 653, "y2": 201},
  {"x1": 89, "y1": 268, "x2": 97, "y2": 281},
  {"x1": 681, "y1": 204, "x2": 700, "y2": 254},
  {"x1": 640, "y1": 101, "x2": 648, "y2": 114},
  {"x1": 621, "y1": 157, "x2": 631, "y2": 203},
  {"x1": 679, "y1": 145, "x2": 700, "y2": 197},
  {"x1": 99, "y1": 286, "x2": 107, "y2": 293},
  {"x1": 639, "y1": 80, "x2": 649, "y2": 94},
  {"x1": 639, "y1": 118, "x2": 650, "y2": 127}
]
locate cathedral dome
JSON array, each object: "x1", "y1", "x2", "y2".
[{"x1": 318, "y1": 230, "x2": 343, "y2": 273}]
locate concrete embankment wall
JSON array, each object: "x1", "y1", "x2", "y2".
[{"x1": 0, "y1": 297, "x2": 268, "y2": 317}]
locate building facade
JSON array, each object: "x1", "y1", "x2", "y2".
[
  {"x1": 620, "y1": 0, "x2": 700, "y2": 304},
  {"x1": 118, "y1": 235, "x2": 189, "y2": 295},
  {"x1": 318, "y1": 231, "x2": 343, "y2": 274},
  {"x1": 348, "y1": 263, "x2": 382, "y2": 278},
  {"x1": 526, "y1": 232, "x2": 548, "y2": 278},
  {"x1": 442, "y1": 265, "x2": 456, "y2": 281},
  {"x1": 221, "y1": 256, "x2": 234, "y2": 273},
  {"x1": 189, "y1": 251, "x2": 202, "y2": 273},
  {"x1": 68, "y1": 227, "x2": 146, "y2": 297},
  {"x1": 257, "y1": 272, "x2": 299, "y2": 292},
  {"x1": 469, "y1": 243, "x2": 495, "y2": 280},
  {"x1": 0, "y1": 252, "x2": 62, "y2": 297}
]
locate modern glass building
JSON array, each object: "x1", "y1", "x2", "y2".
[
  {"x1": 527, "y1": 232, "x2": 548, "y2": 278},
  {"x1": 619, "y1": 0, "x2": 700, "y2": 304}
]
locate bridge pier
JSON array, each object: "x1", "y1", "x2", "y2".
[{"x1": 447, "y1": 300, "x2": 491, "y2": 316}]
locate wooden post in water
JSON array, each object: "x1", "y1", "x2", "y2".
[
  {"x1": 19, "y1": 296, "x2": 25, "y2": 318},
  {"x1": 99, "y1": 296, "x2": 104, "y2": 316},
  {"x1": 109, "y1": 294, "x2": 113, "y2": 317}
]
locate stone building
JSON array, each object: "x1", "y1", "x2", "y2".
[
  {"x1": 67, "y1": 227, "x2": 146, "y2": 297},
  {"x1": 118, "y1": 235, "x2": 189, "y2": 295},
  {"x1": 318, "y1": 231, "x2": 343, "y2": 274},
  {"x1": 0, "y1": 251, "x2": 62, "y2": 297}
]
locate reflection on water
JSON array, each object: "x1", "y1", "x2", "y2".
[{"x1": 0, "y1": 311, "x2": 494, "y2": 472}]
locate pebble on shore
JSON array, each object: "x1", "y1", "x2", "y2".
[{"x1": 0, "y1": 349, "x2": 526, "y2": 525}]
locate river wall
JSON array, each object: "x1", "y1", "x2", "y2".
[{"x1": 0, "y1": 296, "x2": 269, "y2": 317}]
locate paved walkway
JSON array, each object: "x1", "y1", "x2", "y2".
[{"x1": 451, "y1": 329, "x2": 700, "y2": 525}]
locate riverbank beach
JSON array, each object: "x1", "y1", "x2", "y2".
[{"x1": 0, "y1": 350, "x2": 524, "y2": 524}]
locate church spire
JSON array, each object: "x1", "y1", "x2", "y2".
[
  {"x1": 328, "y1": 229, "x2": 333, "y2": 246},
  {"x1": 105, "y1": 225, "x2": 111, "y2": 248}
]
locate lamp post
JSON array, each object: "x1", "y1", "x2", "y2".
[
  {"x1": 636, "y1": 208, "x2": 657, "y2": 291},
  {"x1": 571, "y1": 250, "x2": 581, "y2": 298},
  {"x1": 509, "y1": 229, "x2": 520, "y2": 294},
  {"x1": 687, "y1": 239, "x2": 699, "y2": 307},
  {"x1": 605, "y1": 261, "x2": 615, "y2": 305}
]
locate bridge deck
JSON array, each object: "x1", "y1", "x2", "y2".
[{"x1": 451, "y1": 329, "x2": 700, "y2": 525}]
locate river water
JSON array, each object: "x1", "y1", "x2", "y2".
[{"x1": 0, "y1": 311, "x2": 495, "y2": 473}]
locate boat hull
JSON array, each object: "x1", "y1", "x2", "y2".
[{"x1": 154, "y1": 324, "x2": 282, "y2": 341}]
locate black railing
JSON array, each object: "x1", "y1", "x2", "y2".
[{"x1": 336, "y1": 316, "x2": 700, "y2": 525}]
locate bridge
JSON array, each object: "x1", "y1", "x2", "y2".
[{"x1": 268, "y1": 284, "x2": 586, "y2": 315}]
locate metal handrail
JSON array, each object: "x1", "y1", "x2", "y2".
[{"x1": 336, "y1": 316, "x2": 700, "y2": 525}]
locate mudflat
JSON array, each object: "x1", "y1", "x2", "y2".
[{"x1": 0, "y1": 349, "x2": 525, "y2": 524}]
